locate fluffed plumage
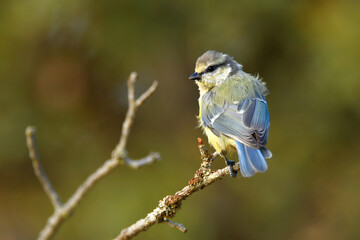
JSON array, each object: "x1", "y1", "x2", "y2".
[{"x1": 190, "y1": 50, "x2": 272, "y2": 177}]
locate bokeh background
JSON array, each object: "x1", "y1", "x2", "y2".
[{"x1": 1, "y1": 0, "x2": 360, "y2": 239}]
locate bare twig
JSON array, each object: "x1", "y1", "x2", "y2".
[
  {"x1": 112, "y1": 73, "x2": 159, "y2": 158},
  {"x1": 163, "y1": 219, "x2": 187, "y2": 233},
  {"x1": 115, "y1": 138, "x2": 239, "y2": 240},
  {"x1": 125, "y1": 152, "x2": 161, "y2": 170},
  {"x1": 26, "y1": 72, "x2": 160, "y2": 240},
  {"x1": 135, "y1": 81, "x2": 158, "y2": 107},
  {"x1": 26, "y1": 127, "x2": 63, "y2": 210}
]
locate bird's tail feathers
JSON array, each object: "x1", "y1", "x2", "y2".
[
  {"x1": 235, "y1": 141, "x2": 268, "y2": 177},
  {"x1": 260, "y1": 147, "x2": 272, "y2": 159}
]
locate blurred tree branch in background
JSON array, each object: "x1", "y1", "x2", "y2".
[
  {"x1": 116, "y1": 138, "x2": 240, "y2": 240},
  {"x1": 25, "y1": 72, "x2": 160, "y2": 240}
]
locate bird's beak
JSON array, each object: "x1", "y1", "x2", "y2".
[{"x1": 189, "y1": 72, "x2": 201, "y2": 81}]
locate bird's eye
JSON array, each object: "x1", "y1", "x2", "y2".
[{"x1": 206, "y1": 65, "x2": 216, "y2": 73}]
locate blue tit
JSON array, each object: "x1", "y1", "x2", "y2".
[{"x1": 189, "y1": 50, "x2": 272, "y2": 178}]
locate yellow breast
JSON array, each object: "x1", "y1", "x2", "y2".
[{"x1": 203, "y1": 127, "x2": 236, "y2": 154}]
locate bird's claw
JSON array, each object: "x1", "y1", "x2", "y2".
[{"x1": 225, "y1": 159, "x2": 238, "y2": 178}]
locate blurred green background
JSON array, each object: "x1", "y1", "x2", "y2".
[{"x1": 1, "y1": 0, "x2": 360, "y2": 239}]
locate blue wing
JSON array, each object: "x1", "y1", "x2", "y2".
[
  {"x1": 202, "y1": 97, "x2": 271, "y2": 149},
  {"x1": 202, "y1": 97, "x2": 272, "y2": 177}
]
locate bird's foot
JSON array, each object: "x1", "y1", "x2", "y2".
[{"x1": 225, "y1": 158, "x2": 238, "y2": 178}]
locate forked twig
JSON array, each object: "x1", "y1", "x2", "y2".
[{"x1": 26, "y1": 72, "x2": 160, "y2": 240}]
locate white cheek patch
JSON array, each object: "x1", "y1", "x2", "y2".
[
  {"x1": 202, "y1": 75, "x2": 215, "y2": 84},
  {"x1": 215, "y1": 65, "x2": 231, "y2": 86}
]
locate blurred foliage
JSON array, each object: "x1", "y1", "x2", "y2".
[{"x1": 1, "y1": 0, "x2": 360, "y2": 239}]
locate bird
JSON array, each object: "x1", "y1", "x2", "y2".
[{"x1": 189, "y1": 50, "x2": 272, "y2": 178}]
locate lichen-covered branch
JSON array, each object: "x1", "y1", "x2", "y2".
[
  {"x1": 115, "y1": 138, "x2": 240, "y2": 240},
  {"x1": 26, "y1": 72, "x2": 160, "y2": 240}
]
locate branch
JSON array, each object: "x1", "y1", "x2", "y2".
[
  {"x1": 112, "y1": 73, "x2": 158, "y2": 157},
  {"x1": 163, "y1": 219, "x2": 187, "y2": 233},
  {"x1": 115, "y1": 138, "x2": 239, "y2": 240},
  {"x1": 125, "y1": 153, "x2": 161, "y2": 170},
  {"x1": 26, "y1": 127, "x2": 63, "y2": 210},
  {"x1": 26, "y1": 72, "x2": 160, "y2": 240}
]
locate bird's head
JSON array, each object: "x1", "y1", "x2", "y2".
[{"x1": 189, "y1": 50, "x2": 242, "y2": 93}]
